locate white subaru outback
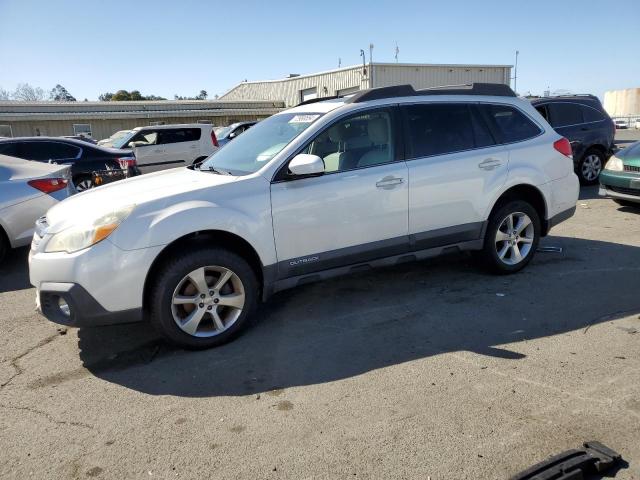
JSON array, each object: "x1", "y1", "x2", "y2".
[{"x1": 29, "y1": 84, "x2": 579, "y2": 349}]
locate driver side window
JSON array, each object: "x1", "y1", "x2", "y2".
[
  {"x1": 131, "y1": 130, "x2": 158, "y2": 146},
  {"x1": 304, "y1": 110, "x2": 395, "y2": 173}
]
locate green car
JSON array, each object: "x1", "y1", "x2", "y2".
[{"x1": 599, "y1": 141, "x2": 640, "y2": 206}]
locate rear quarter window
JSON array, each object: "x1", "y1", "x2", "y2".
[
  {"x1": 547, "y1": 102, "x2": 584, "y2": 127},
  {"x1": 481, "y1": 104, "x2": 542, "y2": 143},
  {"x1": 581, "y1": 105, "x2": 605, "y2": 122},
  {"x1": 0, "y1": 142, "x2": 19, "y2": 156}
]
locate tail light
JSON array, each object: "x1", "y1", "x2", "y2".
[
  {"x1": 28, "y1": 178, "x2": 69, "y2": 194},
  {"x1": 117, "y1": 157, "x2": 137, "y2": 169},
  {"x1": 553, "y1": 137, "x2": 572, "y2": 158},
  {"x1": 211, "y1": 130, "x2": 219, "y2": 147}
]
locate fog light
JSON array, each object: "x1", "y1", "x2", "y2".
[{"x1": 58, "y1": 297, "x2": 71, "y2": 317}]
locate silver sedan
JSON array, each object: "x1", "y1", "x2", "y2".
[{"x1": 0, "y1": 154, "x2": 75, "y2": 261}]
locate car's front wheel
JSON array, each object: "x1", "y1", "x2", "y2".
[
  {"x1": 577, "y1": 149, "x2": 604, "y2": 185},
  {"x1": 149, "y1": 247, "x2": 259, "y2": 349},
  {"x1": 478, "y1": 200, "x2": 540, "y2": 274}
]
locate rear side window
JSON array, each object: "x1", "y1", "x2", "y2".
[
  {"x1": 0, "y1": 142, "x2": 19, "y2": 156},
  {"x1": 403, "y1": 103, "x2": 495, "y2": 159},
  {"x1": 581, "y1": 105, "x2": 605, "y2": 122},
  {"x1": 159, "y1": 128, "x2": 202, "y2": 144},
  {"x1": 18, "y1": 142, "x2": 80, "y2": 161},
  {"x1": 547, "y1": 103, "x2": 583, "y2": 127},
  {"x1": 481, "y1": 104, "x2": 542, "y2": 143}
]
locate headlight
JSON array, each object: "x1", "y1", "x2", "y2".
[
  {"x1": 45, "y1": 205, "x2": 135, "y2": 253},
  {"x1": 604, "y1": 156, "x2": 624, "y2": 172}
]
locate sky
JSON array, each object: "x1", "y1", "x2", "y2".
[{"x1": 0, "y1": 0, "x2": 638, "y2": 101}]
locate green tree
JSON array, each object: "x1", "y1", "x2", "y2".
[{"x1": 49, "y1": 84, "x2": 76, "y2": 101}]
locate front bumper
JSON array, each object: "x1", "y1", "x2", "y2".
[
  {"x1": 30, "y1": 236, "x2": 164, "y2": 327},
  {"x1": 599, "y1": 170, "x2": 640, "y2": 203}
]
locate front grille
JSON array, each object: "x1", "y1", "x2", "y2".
[
  {"x1": 606, "y1": 185, "x2": 640, "y2": 197},
  {"x1": 623, "y1": 165, "x2": 640, "y2": 173}
]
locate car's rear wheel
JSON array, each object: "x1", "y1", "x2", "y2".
[
  {"x1": 577, "y1": 149, "x2": 604, "y2": 185},
  {"x1": 0, "y1": 228, "x2": 7, "y2": 263},
  {"x1": 478, "y1": 200, "x2": 540, "y2": 274},
  {"x1": 74, "y1": 175, "x2": 95, "y2": 191},
  {"x1": 148, "y1": 247, "x2": 259, "y2": 349}
]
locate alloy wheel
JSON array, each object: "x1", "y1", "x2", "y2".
[
  {"x1": 581, "y1": 154, "x2": 602, "y2": 181},
  {"x1": 495, "y1": 212, "x2": 535, "y2": 266},
  {"x1": 75, "y1": 179, "x2": 94, "y2": 191},
  {"x1": 171, "y1": 266, "x2": 245, "y2": 337}
]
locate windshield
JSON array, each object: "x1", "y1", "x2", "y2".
[
  {"x1": 201, "y1": 112, "x2": 322, "y2": 175},
  {"x1": 214, "y1": 126, "x2": 233, "y2": 139},
  {"x1": 112, "y1": 130, "x2": 137, "y2": 149}
]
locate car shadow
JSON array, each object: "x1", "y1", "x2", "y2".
[
  {"x1": 76, "y1": 235, "x2": 640, "y2": 398},
  {"x1": 579, "y1": 185, "x2": 601, "y2": 200},
  {"x1": 0, "y1": 246, "x2": 31, "y2": 293}
]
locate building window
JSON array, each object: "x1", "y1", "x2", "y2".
[
  {"x1": 0, "y1": 125, "x2": 12, "y2": 137},
  {"x1": 336, "y1": 86, "x2": 360, "y2": 96},
  {"x1": 300, "y1": 87, "x2": 317, "y2": 103},
  {"x1": 73, "y1": 123, "x2": 92, "y2": 138},
  {"x1": 149, "y1": 121, "x2": 166, "y2": 126}
]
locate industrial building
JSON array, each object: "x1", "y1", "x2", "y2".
[
  {"x1": 0, "y1": 99, "x2": 283, "y2": 140},
  {"x1": 220, "y1": 62, "x2": 513, "y2": 106}
]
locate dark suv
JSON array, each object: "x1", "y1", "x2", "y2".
[
  {"x1": 530, "y1": 95, "x2": 614, "y2": 185},
  {"x1": 0, "y1": 137, "x2": 137, "y2": 191}
]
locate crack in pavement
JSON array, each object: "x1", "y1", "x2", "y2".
[
  {"x1": 0, "y1": 403, "x2": 95, "y2": 430},
  {"x1": 0, "y1": 333, "x2": 59, "y2": 389}
]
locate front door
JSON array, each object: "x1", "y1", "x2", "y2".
[{"x1": 270, "y1": 108, "x2": 409, "y2": 279}]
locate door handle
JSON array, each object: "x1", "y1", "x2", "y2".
[
  {"x1": 478, "y1": 158, "x2": 502, "y2": 170},
  {"x1": 376, "y1": 176, "x2": 404, "y2": 189}
]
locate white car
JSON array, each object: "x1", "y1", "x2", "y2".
[
  {"x1": 635, "y1": 120, "x2": 640, "y2": 130},
  {"x1": 29, "y1": 83, "x2": 579, "y2": 349},
  {"x1": 0, "y1": 155, "x2": 74, "y2": 262},
  {"x1": 112, "y1": 124, "x2": 219, "y2": 172}
]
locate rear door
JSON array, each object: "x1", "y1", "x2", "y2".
[
  {"x1": 402, "y1": 102, "x2": 508, "y2": 247},
  {"x1": 158, "y1": 128, "x2": 202, "y2": 169}
]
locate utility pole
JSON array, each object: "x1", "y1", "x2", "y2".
[
  {"x1": 513, "y1": 50, "x2": 519, "y2": 94},
  {"x1": 338, "y1": 57, "x2": 341, "y2": 68},
  {"x1": 395, "y1": 42, "x2": 399, "y2": 63},
  {"x1": 369, "y1": 43, "x2": 374, "y2": 88}
]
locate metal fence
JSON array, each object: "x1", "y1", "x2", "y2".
[{"x1": 611, "y1": 115, "x2": 640, "y2": 129}]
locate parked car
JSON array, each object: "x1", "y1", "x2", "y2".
[
  {"x1": 635, "y1": 119, "x2": 640, "y2": 130},
  {"x1": 215, "y1": 122, "x2": 257, "y2": 147},
  {"x1": 29, "y1": 83, "x2": 579, "y2": 349},
  {"x1": 614, "y1": 119, "x2": 628, "y2": 129},
  {"x1": 600, "y1": 140, "x2": 640, "y2": 206},
  {"x1": 0, "y1": 155, "x2": 74, "y2": 262},
  {"x1": 0, "y1": 137, "x2": 137, "y2": 191},
  {"x1": 97, "y1": 129, "x2": 132, "y2": 147},
  {"x1": 531, "y1": 95, "x2": 615, "y2": 185},
  {"x1": 62, "y1": 135, "x2": 97, "y2": 144},
  {"x1": 112, "y1": 124, "x2": 219, "y2": 172}
]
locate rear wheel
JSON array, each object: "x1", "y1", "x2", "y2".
[
  {"x1": 148, "y1": 247, "x2": 259, "y2": 349},
  {"x1": 577, "y1": 149, "x2": 604, "y2": 185},
  {"x1": 0, "y1": 228, "x2": 7, "y2": 263},
  {"x1": 73, "y1": 175, "x2": 95, "y2": 191},
  {"x1": 478, "y1": 200, "x2": 540, "y2": 274}
]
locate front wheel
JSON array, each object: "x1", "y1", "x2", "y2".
[
  {"x1": 148, "y1": 247, "x2": 259, "y2": 349},
  {"x1": 73, "y1": 175, "x2": 95, "y2": 191},
  {"x1": 478, "y1": 200, "x2": 540, "y2": 274}
]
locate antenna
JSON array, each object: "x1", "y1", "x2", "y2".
[
  {"x1": 394, "y1": 42, "x2": 399, "y2": 63},
  {"x1": 338, "y1": 57, "x2": 341, "y2": 68}
]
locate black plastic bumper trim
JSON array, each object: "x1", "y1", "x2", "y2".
[{"x1": 38, "y1": 282, "x2": 143, "y2": 327}]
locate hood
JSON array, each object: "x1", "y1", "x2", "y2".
[
  {"x1": 619, "y1": 141, "x2": 640, "y2": 162},
  {"x1": 45, "y1": 167, "x2": 238, "y2": 232}
]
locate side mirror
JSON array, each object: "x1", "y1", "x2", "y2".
[{"x1": 288, "y1": 154, "x2": 325, "y2": 176}]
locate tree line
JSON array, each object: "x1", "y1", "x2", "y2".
[{"x1": 0, "y1": 83, "x2": 212, "y2": 102}]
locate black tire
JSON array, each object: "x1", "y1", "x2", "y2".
[
  {"x1": 73, "y1": 175, "x2": 95, "y2": 191},
  {"x1": 576, "y1": 148, "x2": 605, "y2": 185},
  {"x1": 478, "y1": 200, "x2": 541, "y2": 274},
  {"x1": 148, "y1": 247, "x2": 259, "y2": 349}
]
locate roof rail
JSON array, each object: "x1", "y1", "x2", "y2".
[
  {"x1": 346, "y1": 83, "x2": 516, "y2": 104},
  {"x1": 297, "y1": 95, "x2": 343, "y2": 106}
]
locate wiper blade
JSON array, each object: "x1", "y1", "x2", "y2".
[{"x1": 201, "y1": 165, "x2": 229, "y2": 175}]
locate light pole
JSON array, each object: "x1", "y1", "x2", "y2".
[{"x1": 513, "y1": 50, "x2": 519, "y2": 94}]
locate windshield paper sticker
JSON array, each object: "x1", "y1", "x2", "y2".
[{"x1": 289, "y1": 114, "x2": 320, "y2": 124}]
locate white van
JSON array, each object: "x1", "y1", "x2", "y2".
[{"x1": 114, "y1": 124, "x2": 219, "y2": 172}]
